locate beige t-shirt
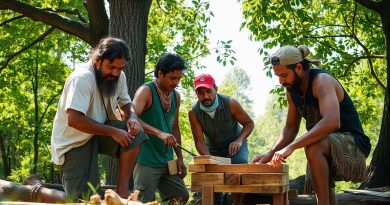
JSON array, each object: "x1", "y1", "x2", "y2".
[{"x1": 51, "y1": 63, "x2": 131, "y2": 165}]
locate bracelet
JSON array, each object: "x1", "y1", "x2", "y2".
[{"x1": 29, "y1": 182, "x2": 43, "y2": 201}]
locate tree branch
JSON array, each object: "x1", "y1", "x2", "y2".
[
  {"x1": 0, "y1": 27, "x2": 55, "y2": 73},
  {"x1": 156, "y1": 0, "x2": 170, "y2": 14},
  {"x1": 43, "y1": 8, "x2": 87, "y2": 23},
  {"x1": 342, "y1": 55, "x2": 385, "y2": 77},
  {"x1": 355, "y1": 0, "x2": 381, "y2": 13},
  {"x1": 0, "y1": 14, "x2": 24, "y2": 27},
  {"x1": 367, "y1": 55, "x2": 386, "y2": 90},
  {"x1": 303, "y1": 34, "x2": 352, "y2": 39},
  {"x1": 38, "y1": 92, "x2": 61, "y2": 125},
  {"x1": 0, "y1": 0, "x2": 93, "y2": 45}
]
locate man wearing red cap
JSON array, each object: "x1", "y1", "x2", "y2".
[{"x1": 189, "y1": 73, "x2": 254, "y2": 204}]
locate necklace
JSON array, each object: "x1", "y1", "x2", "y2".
[{"x1": 153, "y1": 80, "x2": 172, "y2": 111}]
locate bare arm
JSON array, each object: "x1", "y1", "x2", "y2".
[
  {"x1": 228, "y1": 98, "x2": 254, "y2": 155},
  {"x1": 119, "y1": 102, "x2": 141, "y2": 136},
  {"x1": 172, "y1": 91, "x2": 183, "y2": 159},
  {"x1": 271, "y1": 92, "x2": 302, "y2": 153},
  {"x1": 252, "y1": 91, "x2": 301, "y2": 163},
  {"x1": 171, "y1": 91, "x2": 187, "y2": 178},
  {"x1": 67, "y1": 109, "x2": 133, "y2": 147},
  {"x1": 230, "y1": 98, "x2": 254, "y2": 142},
  {"x1": 287, "y1": 74, "x2": 341, "y2": 150},
  {"x1": 271, "y1": 74, "x2": 342, "y2": 165},
  {"x1": 188, "y1": 109, "x2": 210, "y2": 155},
  {"x1": 132, "y1": 85, "x2": 176, "y2": 146}
]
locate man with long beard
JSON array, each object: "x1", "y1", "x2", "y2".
[
  {"x1": 188, "y1": 73, "x2": 254, "y2": 205},
  {"x1": 252, "y1": 45, "x2": 371, "y2": 205},
  {"x1": 51, "y1": 37, "x2": 147, "y2": 201}
]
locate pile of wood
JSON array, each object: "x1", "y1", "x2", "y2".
[{"x1": 0, "y1": 179, "x2": 157, "y2": 205}]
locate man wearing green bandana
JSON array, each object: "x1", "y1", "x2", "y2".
[{"x1": 188, "y1": 73, "x2": 254, "y2": 204}]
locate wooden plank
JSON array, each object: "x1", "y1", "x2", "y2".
[
  {"x1": 273, "y1": 193, "x2": 284, "y2": 205},
  {"x1": 202, "y1": 185, "x2": 215, "y2": 205},
  {"x1": 225, "y1": 173, "x2": 241, "y2": 185},
  {"x1": 241, "y1": 173, "x2": 288, "y2": 185},
  {"x1": 188, "y1": 164, "x2": 206, "y2": 173},
  {"x1": 167, "y1": 159, "x2": 178, "y2": 175},
  {"x1": 191, "y1": 185, "x2": 202, "y2": 192},
  {"x1": 191, "y1": 173, "x2": 224, "y2": 186},
  {"x1": 213, "y1": 185, "x2": 287, "y2": 193},
  {"x1": 204, "y1": 164, "x2": 288, "y2": 173},
  {"x1": 193, "y1": 155, "x2": 231, "y2": 164}
]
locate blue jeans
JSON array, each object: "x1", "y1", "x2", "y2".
[{"x1": 209, "y1": 140, "x2": 249, "y2": 164}]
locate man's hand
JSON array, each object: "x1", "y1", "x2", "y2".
[
  {"x1": 228, "y1": 140, "x2": 242, "y2": 156},
  {"x1": 251, "y1": 151, "x2": 274, "y2": 164},
  {"x1": 111, "y1": 128, "x2": 135, "y2": 147},
  {"x1": 127, "y1": 116, "x2": 141, "y2": 137},
  {"x1": 157, "y1": 132, "x2": 177, "y2": 146},
  {"x1": 270, "y1": 146, "x2": 293, "y2": 167},
  {"x1": 176, "y1": 158, "x2": 187, "y2": 178}
]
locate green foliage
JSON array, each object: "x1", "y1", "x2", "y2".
[
  {"x1": 0, "y1": 0, "x2": 88, "y2": 181},
  {"x1": 145, "y1": 0, "x2": 236, "y2": 89},
  {"x1": 241, "y1": 0, "x2": 386, "y2": 110},
  {"x1": 241, "y1": 0, "x2": 385, "y2": 157},
  {"x1": 178, "y1": 88, "x2": 198, "y2": 186},
  {"x1": 219, "y1": 67, "x2": 254, "y2": 117}
]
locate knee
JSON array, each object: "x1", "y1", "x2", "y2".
[
  {"x1": 304, "y1": 138, "x2": 330, "y2": 160},
  {"x1": 305, "y1": 141, "x2": 321, "y2": 160}
]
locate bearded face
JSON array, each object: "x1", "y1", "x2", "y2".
[
  {"x1": 283, "y1": 70, "x2": 302, "y2": 92},
  {"x1": 95, "y1": 64, "x2": 119, "y2": 97}
]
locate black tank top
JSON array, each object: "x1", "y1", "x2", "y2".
[{"x1": 290, "y1": 69, "x2": 371, "y2": 157}]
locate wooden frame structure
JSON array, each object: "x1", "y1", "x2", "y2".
[{"x1": 190, "y1": 156, "x2": 289, "y2": 205}]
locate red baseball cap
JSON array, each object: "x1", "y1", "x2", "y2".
[{"x1": 194, "y1": 74, "x2": 215, "y2": 89}]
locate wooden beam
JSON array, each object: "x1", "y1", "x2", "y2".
[
  {"x1": 188, "y1": 164, "x2": 206, "y2": 172},
  {"x1": 198, "y1": 164, "x2": 288, "y2": 173},
  {"x1": 241, "y1": 173, "x2": 288, "y2": 185},
  {"x1": 193, "y1": 155, "x2": 231, "y2": 165},
  {"x1": 224, "y1": 173, "x2": 241, "y2": 185},
  {"x1": 202, "y1": 185, "x2": 215, "y2": 205},
  {"x1": 191, "y1": 173, "x2": 224, "y2": 186},
  {"x1": 213, "y1": 185, "x2": 287, "y2": 193}
]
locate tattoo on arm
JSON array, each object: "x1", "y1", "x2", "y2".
[{"x1": 318, "y1": 85, "x2": 326, "y2": 99}]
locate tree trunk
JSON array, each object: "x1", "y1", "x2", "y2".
[
  {"x1": 103, "y1": 0, "x2": 152, "y2": 185},
  {"x1": 363, "y1": 1, "x2": 390, "y2": 188},
  {"x1": 108, "y1": 0, "x2": 151, "y2": 98},
  {"x1": 0, "y1": 134, "x2": 11, "y2": 177},
  {"x1": 32, "y1": 48, "x2": 39, "y2": 174}
]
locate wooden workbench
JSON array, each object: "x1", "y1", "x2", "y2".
[{"x1": 189, "y1": 156, "x2": 289, "y2": 205}]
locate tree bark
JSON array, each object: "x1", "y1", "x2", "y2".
[
  {"x1": 108, "y1": 0, "x2": 152, "y2": 98},
  {"x1": 0, "y1": 134, "x2": 11, "y2": 177},
  {"x1": 362, "y1": 0, "x2": 390, "y2": 188},
  {"x1": 102, "y1": 0, "x2": 152, "y2": 186}
]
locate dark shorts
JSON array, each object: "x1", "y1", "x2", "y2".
[
  {"x1": 304, "y1": 132, "x2": 367, "y2": 194},
  {"x1": 133, "y1": 163, "x2": 189, "y2": 203},
  {"x1": 60, "y1": 121, "x2": 147, "y2": 201}
]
